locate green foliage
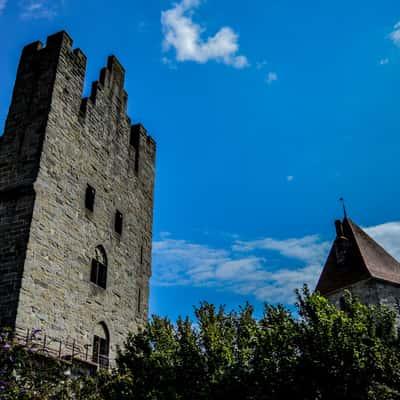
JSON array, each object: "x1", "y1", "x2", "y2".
[
  {"x1": 0, "y1": 329, "x2": 101, "y2": 399},
  {"x1": 116, "y1": 287, "x2": 400, "y2": 400},
  {"x1": 2, "y1": 287, "x2": 400, "y2": 399}
]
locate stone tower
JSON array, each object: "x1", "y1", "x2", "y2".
[
  {"x1": 0, "y1": 31, "x2": 156, "y2": 364},
  {"x1": 316, "y1": 218, "x2": 400, "y2": 316}
]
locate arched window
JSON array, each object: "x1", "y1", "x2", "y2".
[
  {"x1": 92, "y1": 322, "x2": 110, "y2": 368},
  {"x1": 91, "y1": 246, "x2": 107, "y2": 289}
]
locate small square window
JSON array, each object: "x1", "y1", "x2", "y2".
[
  {"x1": 85, "y1": 185, "x2": 95, "y2": 211},
  {"x1": 115, "y1": 210, "x2": 123, "y2": 235}
]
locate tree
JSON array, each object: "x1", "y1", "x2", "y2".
[{"x1": 116, "y1": 287, "x2": 400, "y2": 400}]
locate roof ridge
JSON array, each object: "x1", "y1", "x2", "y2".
[
  {"x1": 345, "y1": 217, "x2": 400, "y2": 265},
  {"x1": 344, "y1": 217, "x2": 400, "y2": 283}
]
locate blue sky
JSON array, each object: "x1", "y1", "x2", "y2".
[{"x1": 1, "y1": 0, "x2": 400, "y2": 320}]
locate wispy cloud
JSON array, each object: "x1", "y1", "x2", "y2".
[
  {"x1": 162, "y1": 56, "x2": 178, "y2": 70},
  {"x1": 233, "y1": 235, "x2": 329, "y2": 265},
  {"x1": 266, "y1": 72, "x2": 278, "y2": 85},
  {"x1": 19, "y1": 0, "x2": 59, "y2": 19},
  {"x1": 379, "y1": 58, "x2": 389, "y2": 65},
  {"x1": 152, "y1": 221, "x2": 400, "y2": 305},
  {"x1": 0, "y1": 0, "x2": 7, "y2": 14},
  {"x1": 287, "y1": 175, "x2": 294, "y2": 182},
  {"x1": 161, "y1": 0, "x2": 249, "y2": 68},
  {"x1": 389, "y1": 22, "x2": 400, "y2": 46},
  {"x1": 256, "y1": 60, "x2": 268, "y2": 70},
  {"x1": 153, "y1": 233, "x2": 330, "y2": 304}
]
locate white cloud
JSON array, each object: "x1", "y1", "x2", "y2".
[
  {"x1": 161, "y1": 0, "x2": 249, "y2": 68},
  {"x1": 365, "y1": 222, "x2": 400, "y2": 260},
  {"x1": 287, "y1": 175, "x2": 294, "y2": 182},
  {"x1": 389, "y1": 22, "x2": 400, "y2": 46},
  {"x1": 153, "y1": 233, "x2": 330, "y2": 304},
  {"x1": 153, "y1": 221, "x2": 400, "y2": 306},
  {"x1": 233, "y1": 235, "x2": 330, "y2": 265},
  {"x1": 266, "y1": 71, "x2": 278, "y2": 85},
  {"x1": 162, "y1": 56, "x2": 178, "y2": 70},
  {"x1": 19, "y1": 0, "x2": 59, "y2": 19},
  {"x1": 256, "y1": 60, "x2": 268, "y2": 70},
  {"x1": 379, "y1": 58, "x2": 389, "y2": 65},
  {"x1": 0, "y1": 0, "x2": 7, "y2": 14}
]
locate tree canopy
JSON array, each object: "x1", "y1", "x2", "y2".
[{"x1": 115, "y1": 287, "x2": 400, "y2": 400}]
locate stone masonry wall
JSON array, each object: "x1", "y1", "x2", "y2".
[
  {"x1": 327, "y1": 278, "x2": 380, "y2": 308},
  {"x1": 327, "y1": 278, "x2": 400, "y2": 324},
  {"x1": 0, "y1": 31, "x2": 156, "y2": 362},
  {"x1": 0, "y1": 35, "x2": 67, "y2": 327}
]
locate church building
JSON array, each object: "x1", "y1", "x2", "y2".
[{"x1": 316, "y1": 217, "x2": 400, "y2": 315}]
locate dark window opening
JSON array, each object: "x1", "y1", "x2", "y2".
[
  {"x1": 137, "y1": 288, "x2": 142, "y2": 315},
  {"x1": 91, "y1": 246, "x2": 107, "y2": 289},
  {"x1": 339, "y1": 296, "x2": 346, "y2": 311},
  {"x1": 115, "y1": 210, "x2": 123, "y2": 235},
  {"x1": 130, "y1": 125, "x2": 142, "y2": 174},
  {"x1": 140, "y1": 244, "x2": 144, "y2": 265},
  {"x1": 91, "y1": 259, "x2": 107, "y2": 289},
  {"x1": 85, "y1": 185, "x2": 96, "y2": 211},
  {"x1": 92, "y1": 335, "x2": 109, "y2": 368},
  {"x1": 130, "y1": 124, "x2": 141, "y2": 148}
]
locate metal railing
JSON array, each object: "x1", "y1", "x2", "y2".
[{"x1": 11, "y1": 326, "x2": 115, "y2": 370}]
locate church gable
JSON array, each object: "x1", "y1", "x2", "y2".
[
  {"x1": 316, "y1": 218, "x2": 400, "y2": 296},
  {"x1": 316, "y1": 219, "x2": 370, "y2": 295}
]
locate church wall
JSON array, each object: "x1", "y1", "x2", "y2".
[
  {"x1": 326, "y1": 278, "x2": 380, "y2": 308},
  {"x1": 327, "y1": 279, "x2": 400, "y2": 325}
]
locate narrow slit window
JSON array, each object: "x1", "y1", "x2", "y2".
[
  {"x1": 137, "y1": 288, "x2": 142, "y2": 315},
  {"x1": 140, "y1": 244, "x2": 144, "y2": 265},
  {"x1": 85, "y1": 185, "x2": 96, "y2": 211},
  {"x1": 115, "y1": 210, "x2": 123, "y2": 235}
]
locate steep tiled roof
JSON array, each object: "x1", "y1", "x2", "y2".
[{"x1": 316, "y1": 218, "x2": 400, "y2": 295}]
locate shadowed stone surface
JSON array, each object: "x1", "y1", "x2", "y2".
[{"x1": 0, "y1": 31, "x2": 156, "y2": 361}]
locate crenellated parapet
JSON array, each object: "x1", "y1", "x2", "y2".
[
  {"x1": 79, "y1": 55, "x2": 128, "y2": 120},
  {"x1": 0, "y1": 31, "x2": 156, "y2": 193}
]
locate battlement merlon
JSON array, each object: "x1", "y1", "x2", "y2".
[
  {"x1": 1, "y1": 31, "x2": 156, "y2": 190},
  {"x1": 2, "y1": 31, "x2": 87, "y2": 139},
  {"x1": 3, "y1": 31, "x2": 140, "y2": 136},
  {"x1": 130, "y1": 123, "x2": 157, "y2": 193},
  {"x1": 80, "y1": 54, "x2": 130, "y2": 119}
]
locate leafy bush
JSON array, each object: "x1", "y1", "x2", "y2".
[{"x1": 0, "y1": 328, "x2": 100, "y2": 399}]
